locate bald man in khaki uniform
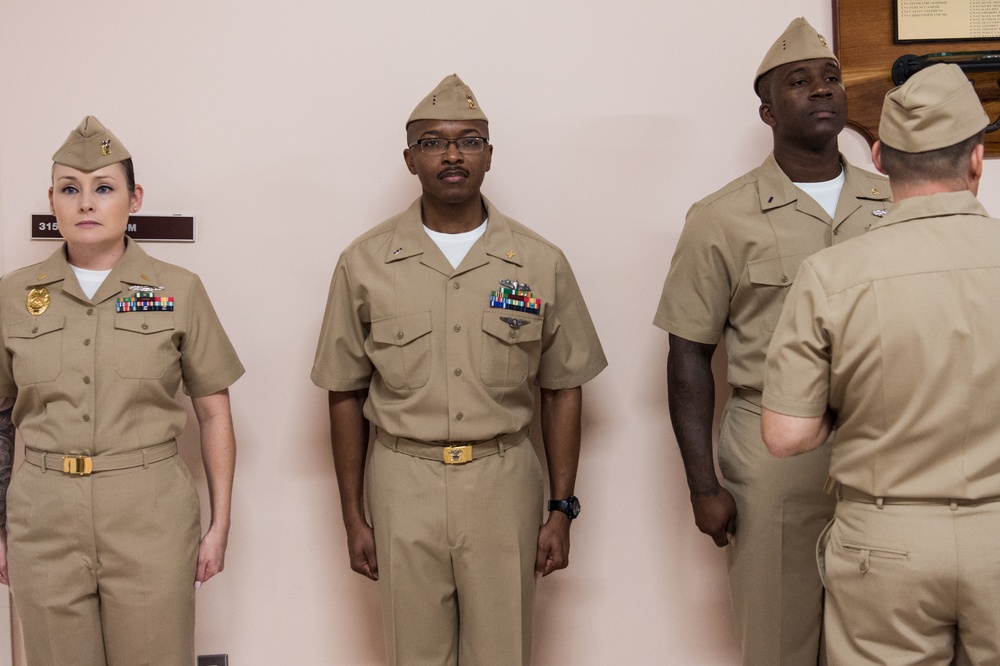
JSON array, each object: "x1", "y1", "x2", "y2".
[
  {"x1": 312, "y1": 75, "x2": 606, "y2": 665},
  {"x1": 653, "y1": 18, "x2": 890, "y2": 665},
  {"x1": 0, "y1": 117, "x2": 243, "y2": 664},
  {"x1": 763, "y1": 64, "x2": 998, "y2": 664}
]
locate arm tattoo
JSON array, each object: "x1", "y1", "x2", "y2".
[{"x1": 0, "y1": 403, "x2": 13, "y2": 533}]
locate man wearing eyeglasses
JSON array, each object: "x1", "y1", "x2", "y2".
[
  {"x1": 653, "y1": 18, "x2": 891, "y2": 665},
  {"x1": 312, "y1": 74, "x2": 606, "y2": 665}
]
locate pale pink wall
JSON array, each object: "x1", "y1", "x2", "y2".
[{"x1": 2, "y1": 2, "x2": 998, "y2": 664}]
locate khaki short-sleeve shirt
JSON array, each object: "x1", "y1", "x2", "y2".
[
  {"x1": 0, "y1": 239, "x2": 245, "y2": 455},
  {"x1": 764, "y1": 191, "x2": 1000, "y2": 499},
  {"x1": 311, "y1": 197, "x2": 607, "y2": 442},
  {"x1": 653, "y1": 154, "x2": 890, "y2": 391}
]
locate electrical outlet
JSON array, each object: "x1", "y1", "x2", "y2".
[{"x1": 197, "y1": 655, "x2": 229, "y2": 666}]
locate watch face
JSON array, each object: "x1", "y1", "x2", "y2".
[{"x1": 567, "y1": 496, "x2": 581, "y2": 518}]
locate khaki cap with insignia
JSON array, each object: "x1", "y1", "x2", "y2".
[
  {"x1": 878, "y1": 63, "x2": 989, "y2": 153},
  {"x1": 52, "y1": 116, "x2": 131, "y2": 171},
  {"x1": 754, "y1": 17, "x2": 838, "y2": 93},
  {"x1": 406, "y1": 74, "x2": 488, "y2": 127}
]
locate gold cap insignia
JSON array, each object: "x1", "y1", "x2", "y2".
[
  {"x1": 101, "y1": 139, "x2": 112, "y2": 156},
  {"x1": 467, "y1": 95, "x2": 476, "y2": 109},
  {"x1": 819, "y1": 35, "x2": 828, "y2": 48},
  {"x1": 26, "y1": 287, "x2": 50, "y2": 316}
]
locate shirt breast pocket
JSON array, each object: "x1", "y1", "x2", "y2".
[
  {"x1": 369, "y1": 310, "x2": 433, "y2": 390},
  {"x1": 747, "y1": 253, "x2": 809, "y2": 332},
  {"x1": 480, "y1": 310, "x2": 543, "y2": 387},
  {"x1": 7, "y1": 316, "x2": 66, "y2": 385},
  {"x1": 114, "y1": 314, "x2": 179, "y2": 379}
]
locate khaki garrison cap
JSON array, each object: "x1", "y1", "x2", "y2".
[
  {"x1": 755, "y1": 17, "x2": 838, "y2": 93},
  {"x1": 407, "y1": 74, "x2": 488, "y2": 127},
  {"x1": 52, "y1": 116, "x2": 131, "y2": 171},
  {"x1": 879, "y1": 63, "x2": 989, "y2": 153}
]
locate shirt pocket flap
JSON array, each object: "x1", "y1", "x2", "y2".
[
  {"x1": 8, "y1": 316, "x2": 66, "y2": 339},
  {"x1": 747, "y1": 252, "x2": 812, "y2": 287},
  {"x1": 482, "y1": 310, "x2": 543, "y2": 344},
  {"x1": 114, "y1": 314, "x2": 176, "y2": 334},
  {"x1": 371, "y1": 310, "x2": 432, "y2": 346}
]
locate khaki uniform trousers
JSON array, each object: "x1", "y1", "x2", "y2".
[
  {"x1": 7, "y1": 454, "x2": 201, "y2": 666},
  {"x1": 718, "y1": 391, "x2": 835, "y2": 665},
  {"x1": 821, "y1": 495, "x2": 1000, "y2": 665},
  {"x1": 368, "y1": 432, "x2": 544, "y2": 666}
]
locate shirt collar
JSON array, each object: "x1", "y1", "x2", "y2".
[
  {"x1": 872, "y1": 190, "x2": 988, "y2": 230},
  {"x1": 384, "y1": 196, "x2": 524, "y2": 273},
  {"x1": 27, "y1": 238, "x2": 162, "y2": 303}
]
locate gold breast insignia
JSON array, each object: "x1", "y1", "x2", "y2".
[{"x1": 26, "y1": 287, "x2": 50, "y2": 316}]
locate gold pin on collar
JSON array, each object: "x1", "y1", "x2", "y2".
[
  {"x1": 871, "y1": 187, "x2": 880, "y2": 196},
  {"x1": 26, "y1": 287, "x2": 50, "y2": 316},
  {"x1": 506, "y1": 250, "x2": 516, "y2": 259}
]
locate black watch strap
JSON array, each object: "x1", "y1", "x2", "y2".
[{"x1": 547, "y1": 495, "x2": 581, "y2": 519}]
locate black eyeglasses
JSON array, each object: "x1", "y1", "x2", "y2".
[{"x1": 409, "y1": 137, "x2": 489, "y2": 155}]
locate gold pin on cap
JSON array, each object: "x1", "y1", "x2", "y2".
[
  {"x1": 101, "y1": 139, "x2": 112, "y2": 156},
  {"x1": 467, "y1": 95, "x2": 476, "y2": 109},
  {"x1": 26, "y1": 287, "x2": 50, "y2": 316}
]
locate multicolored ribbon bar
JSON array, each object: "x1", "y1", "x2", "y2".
[
  {"x1": 489, "y1": 287, "x2": 541, "y2": 315},
  {"x1": 116, "y1": 294, "x2": 175, "y2": 313}
]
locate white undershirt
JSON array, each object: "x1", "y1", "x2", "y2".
[
  {"x1": 70, "y1": 265, "x2": 112, "y2": 300},
  {"x1": 794, "y1": 168, "x2": 845, "y2": 220},
  {"x1": 424, "y1": 219, "x2": 488, "y2": 269}
]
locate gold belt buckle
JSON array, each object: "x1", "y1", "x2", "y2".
[
  {"x1": 62, "y1": 455, "x2": 93, "y2": 475},
  {"x1": 443, "y1": 444, "x2": 473, "y2": 464}
]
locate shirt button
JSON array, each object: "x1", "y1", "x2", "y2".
[
  {"x1": 82, "y1": 414, "x2": 91, "y2": 422},
  {"x1": 83, "y1": 376, "x2": 91, "y2": 384},
  {"x1": 509, "y1": 331, "x2": 517, "y2": 339},
  {"x1": 32, "y1": 326, "x2": 38, "y2": 334},
  {"x1": 833, "y1": 228, "x2": 840, "y2": 236},
  {"x1": 453, "y1": 324, "x2": 462, "y2": 333},
  {"x1": 452, "y1": 282, "x2": 460, "y2": 290},
  {"x1": 84, "y1": 339, "x2": 91, "y2": 346},
  {"x1": 780, "y1": 275, "x2": 788, "y2": 284},
  {"x1": 87, "y1": 308, "x2": 94, "y2": 315},
  {"x1": 142, "y1": 323, "x2": 149, "y2": 330},
  {"x1": 456, "y1": 412, "x2": 464, "y2": 421},
  {"x1": 396, "y1": 331, "x2": 404, "y2": 340},
  {"x1": 454, "y1": 368, "x2": 462, "y2": 376}
]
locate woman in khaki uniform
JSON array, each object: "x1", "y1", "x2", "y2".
[{"x1": 0, "y1": 117, "x2": 245, "y2": 665}]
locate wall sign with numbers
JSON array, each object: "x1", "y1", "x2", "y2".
[{"x1": 31, "y1": 214, "x2": 195, "y2": 242}]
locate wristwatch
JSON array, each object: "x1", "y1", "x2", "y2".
[{"x1": 547, "y1": 495, "x2": 581, "y2": 520}]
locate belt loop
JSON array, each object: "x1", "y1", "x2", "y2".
[
  {"x1": 950, "y1": 500, "x2": 958, "y2": 511},
  {"x1": 41, "y1": 452, "x2": 48, "y2": 474},
  {"x1": 876, "y1": 497, "x2": 884, "y2": 510},
  {"x1": 497, "y1": 438, "x2": 505, "y2": 458},
  {"x1": 142, "y1": 448, "x2": 149, "y2": 469}
]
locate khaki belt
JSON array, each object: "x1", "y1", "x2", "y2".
[
  {"x1": 837, "y1": 483, "x2": 1000, "y2": 509},
  {"x1": 24, "y1": 441, "x2": 178, "y2": 476},
  {"x1": 376, "y1": 427, "x2": 529, "y2": 464}
]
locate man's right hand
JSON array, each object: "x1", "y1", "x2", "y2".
[
  {"x1": 690, "y1": 488, "x2": 737, "y2": 547},
  {"x1": 346, "y1": 521, "x2": 378, "y2": 581}
]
